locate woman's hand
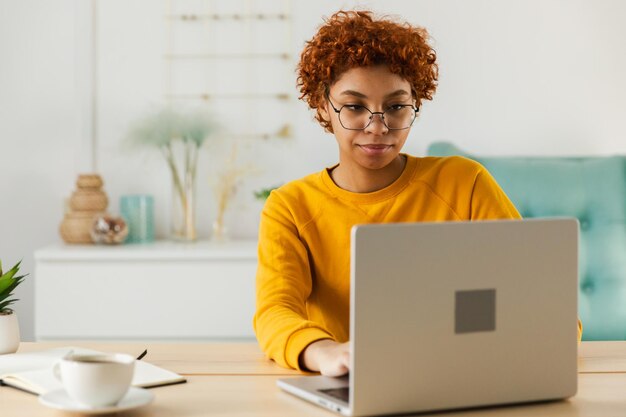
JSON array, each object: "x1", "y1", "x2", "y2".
[{"x1": 301, "y1": 339, "x2": 351, "y2": 377}]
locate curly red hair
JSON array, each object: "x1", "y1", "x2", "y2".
[{"x1": 297, "y1": 10, "x2": 438, "y2": 133}]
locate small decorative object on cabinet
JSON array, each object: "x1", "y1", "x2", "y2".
[
  {"x1": 0, "y1": 259, "x2": 27, "y2": 354},
  {"x1": 126, "y1": 108, "x2": 217, "y2": 242},
  {"x1": 120, "y1": 194, "x2": 155, "y2": 244},
  {"x1": 91, "y1": 214, "x2": 128, "y2": 244},
  {"x1": 59, "y1": 174, "x2": 109, "y2": 244}
]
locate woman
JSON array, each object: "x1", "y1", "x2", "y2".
[{"x1": 254, "y1": 10, "x2": 581, "y2": 377}]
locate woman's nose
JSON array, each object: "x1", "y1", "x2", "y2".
[{"x1": 365, "y1": 113, "x2": 389, "y2": 134}]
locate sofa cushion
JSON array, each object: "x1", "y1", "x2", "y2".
[{"x1": 427, "y1": 141, "x2": 626, "y2": 340}]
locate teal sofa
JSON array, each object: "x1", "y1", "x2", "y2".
[{"x1": 427, "y1": 141, "x2": 626, "y2": 341}]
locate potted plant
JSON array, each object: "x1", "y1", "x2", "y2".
[
  {"x1": 253, "y1": 185, "x2": 280, "y2": 201},
  {"x1": 0, "y1": 260, "x2": 27, "y2": 354}
]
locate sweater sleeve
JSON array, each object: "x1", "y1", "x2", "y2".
[
  {"x1": 469, "y1": 168, "x2": 521, "y2": 220},
  {"x1": 253, "y1": 192, "x2": 333, "y2": 370}
]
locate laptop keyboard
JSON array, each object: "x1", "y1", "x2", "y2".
[{"x1": 319, "y1": 387, "x2": 350, "y2": 403}]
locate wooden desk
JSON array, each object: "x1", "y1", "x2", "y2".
[
  {"x1": 12, "y1": 341, "x2": 299, "y2": 376},
  {"x1": 578, "y1": 341, "x2": 626, "y2": 373},
  {"x1": 2, "y1": 342, "x2": 626, "y2": 416}
]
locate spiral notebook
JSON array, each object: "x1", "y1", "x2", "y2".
[{"x1": 0, "y1": 347, "x2": 186, "y2": 395}]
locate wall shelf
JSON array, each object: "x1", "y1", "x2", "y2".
[
  {"x1": 165, "y1": 93, "x2": 291, "y2": 100},
  {"x1": 164, "y1": 0, "x2": 294, "y2": 141},
  {"x1": 166, "y1": 13, "x2": 290, "y2": 21},
  {"x1": 164, "y1": 53, "x2": 291, "y2": 60}
]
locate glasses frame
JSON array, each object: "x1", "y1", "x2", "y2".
[{"x1": 326, "y1": 94, "x2": 419, "y2": 131}]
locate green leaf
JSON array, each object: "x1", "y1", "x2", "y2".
[
  {"x1": 0, "y1": 260, "x2": 21, "y2": 281},
  {"x1": 0, "y1": 280, "x2": 19, "y2": 296},
  {"x1": 0, "y1": 259, "x2": 3, "y2": 276},
  {"x1": 0, "y1": 299, "x2": 17, "y2": 312},
  {"x1": 0, "y1": 261, "x2": 26, "y2": 297},
  {"x1": 254, "y1": 186, "x2": 279, "y2": 201},
  {"x1": 0, "y1": 279, "x2": 22, "y2": 301},
  {"x1": 5, "y1": 275, "x2": 26, "y2": 283},
  {"x1": 0, "y1": 274, "x2": 19, "y2": 295},
  {"x1": 0, "y1": 276, "x2": 13, "y2": 294}
]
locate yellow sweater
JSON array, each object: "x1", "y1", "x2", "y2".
[{"x1": 254, "y1": 155, "x2": 581, "y2": 370}]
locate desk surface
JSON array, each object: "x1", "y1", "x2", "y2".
[
  {"x1": 2, "y1": 341, "x2": 626, "y2": 416},
  {"x1": 12, "y1": 341, "x2": 299, "y2": 376}
]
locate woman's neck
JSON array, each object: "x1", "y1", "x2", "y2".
[{"x1": 330, "y1": 155, "x2": 407, "y2": 193}]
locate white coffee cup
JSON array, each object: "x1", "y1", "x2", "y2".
[{"x1": 53, "y1": 353, "x2": 135, "y2": 407}]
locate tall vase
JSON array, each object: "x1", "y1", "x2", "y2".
[
  {"x1": 168, "y1": 141, "x2": 198, "y2": 241},
  {"x1": 171, "y1": 169, "x2": 197, "y2": 241}
]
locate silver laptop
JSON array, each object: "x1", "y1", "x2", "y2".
[{"x1": 278, "y1": 218, "x2": 579, "y2": 416}]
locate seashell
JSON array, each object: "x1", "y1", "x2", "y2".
[{"x1": 91, "y1": 215, "x2": 128, "y2": 244}]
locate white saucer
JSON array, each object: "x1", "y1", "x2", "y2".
[{"x1": 39, "y1": 387, "x2": 154, "y2": 414}]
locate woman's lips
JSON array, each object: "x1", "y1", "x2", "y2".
[{"x1": 358, "y1": 144, "x2": 392, "y2": 155}]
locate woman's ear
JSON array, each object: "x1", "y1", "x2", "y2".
[
  {"x1": 319, "y1": 101, "x2": 330, "y2": 122},
  {"x1": 319, "y1": 86, "x2": 332, "y2": 122}
]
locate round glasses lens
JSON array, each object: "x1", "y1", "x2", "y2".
[
  {"x1": 338, "y1": 106, "x2": 372, "y2": 130},
  {"x1": 384, "y1": 106, "x2": 416, "y2": 129}
]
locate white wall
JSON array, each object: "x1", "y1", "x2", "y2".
[
  {"x1": 1, "y1": 0, "x2": 625, "y2": 341},
  {"x1": 0, "y1": 0, "x2": 79, "y2": 342}
]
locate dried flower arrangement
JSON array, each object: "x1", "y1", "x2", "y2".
[
  {"x1": 126, "y1": 108, "x2": 217, "y2": 241},
  {"x1": 210, "y1": 144, "x2": 257, "y2": 241}
]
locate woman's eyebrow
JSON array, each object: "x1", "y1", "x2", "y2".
[
  {"x1": 339, "y1": 90, "x2": 367, "y2": 98},
  {"x1": 385, "y1": 89, "x2": 411, "y2": 98},
  {"x1": 338, "y1": 89, "x2": 411, "y2": 99}
]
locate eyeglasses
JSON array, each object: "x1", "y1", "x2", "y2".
[{"x1": 327, "y1": 95, "x2": 419, "y2": 131}]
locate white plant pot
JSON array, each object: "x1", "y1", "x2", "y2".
[{"x1": 0, "y1": 311, "x2": 20, "y2": 354}]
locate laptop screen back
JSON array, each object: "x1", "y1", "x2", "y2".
[{"x1": 349, "y1": 219, "x2": 578, "y2": 416}]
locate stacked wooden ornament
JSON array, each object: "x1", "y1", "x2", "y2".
[{"x1": 59, "y1": 174, "x2": 109, "y2": 244}]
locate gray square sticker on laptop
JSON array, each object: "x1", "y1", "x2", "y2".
[{"x1": 455, "y1": 289, "x2": 496, "y2": 333}]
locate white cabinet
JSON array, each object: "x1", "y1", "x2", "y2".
[{"x1": 34, "y1": 240, "x2": 258, "y2": 341}]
